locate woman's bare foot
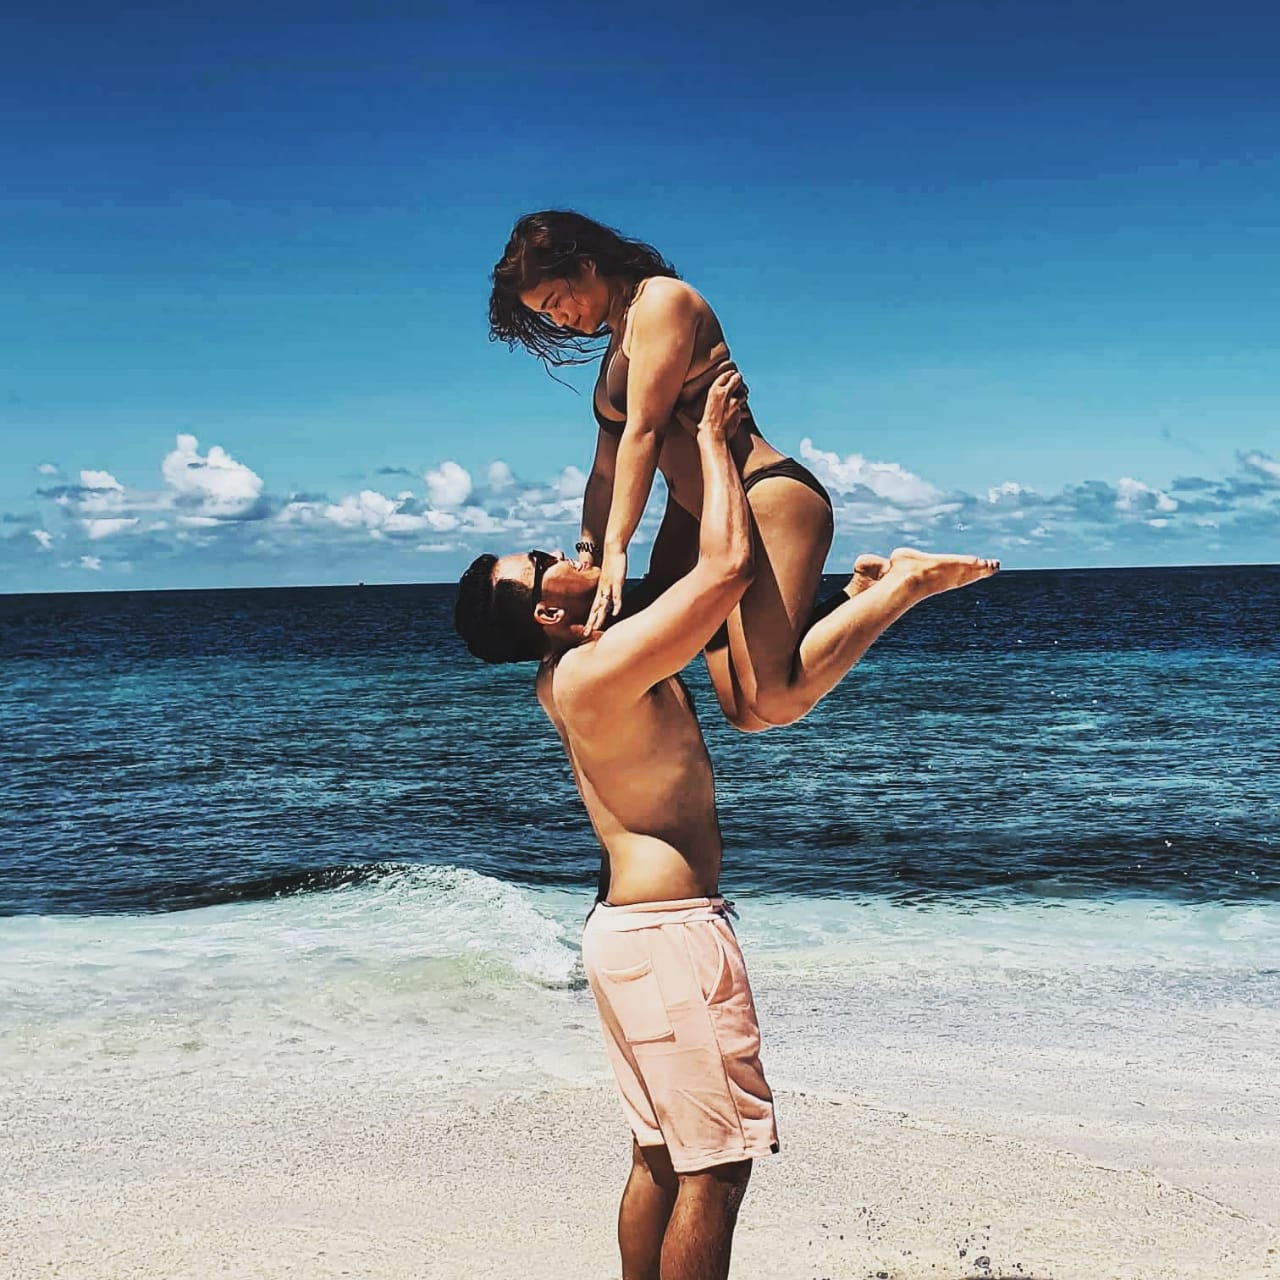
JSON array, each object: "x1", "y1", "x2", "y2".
[
  {"x1": 844, "y1": 553, "x2": 890, "y2": 598},
  {"x1": 886, "y1": 547, "x2": 1000, "y2": 599}
]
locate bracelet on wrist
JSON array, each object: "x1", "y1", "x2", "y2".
[{"x1": 575, "y1": 540, "x2": 599, "y2": 556}]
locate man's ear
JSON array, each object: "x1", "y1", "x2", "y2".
[{"x1": 533, "y1": 601, "x2": 565, "y2": 627}]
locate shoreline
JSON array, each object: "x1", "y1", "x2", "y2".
[{"x1": 6, "y1": 1076, "x2": 1275, "y2": 1280}]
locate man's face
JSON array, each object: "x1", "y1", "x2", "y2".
[{"x1": 492, "y1": 549, "x2": 600, "y2": 629}]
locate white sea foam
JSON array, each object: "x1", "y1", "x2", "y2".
[
  {"x1": 3, "y1": 871, "x2": 1277, "y2": 1140},
  {"x1": 730, "y1": 891, "x2": 1280, "y2": 973},
  {"x1": 2, "y1": 864, "x2": 580, "y2": 1017},
  {"x1": 0, "y1": 865, "x2": 594, "y2": 1100}
]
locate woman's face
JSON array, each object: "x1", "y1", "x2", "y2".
[{"x1": 519, "y1": 261, "x2": 613, "y2": 334}]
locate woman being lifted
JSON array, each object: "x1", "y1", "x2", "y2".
[{"x1": 489, "y1": 210, "x2": 997, "y2": 731}]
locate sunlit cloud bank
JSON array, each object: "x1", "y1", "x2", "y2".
[
  {"x1": 5, "y1": 433, "x2": 1278, "y2": 589},
  {"x1": 800, "y1": 440, "x2": 1280, "y2": 566}
]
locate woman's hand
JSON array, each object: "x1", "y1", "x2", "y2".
[
  {"x1": 585, "y1": 545, "x2": 627, "y2": 635},
  {"x1": 575, "y1": 541, "x2": 598, "y2": 571}
]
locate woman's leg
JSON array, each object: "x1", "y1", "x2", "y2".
[
  {"x1": 640, "y1": 490, "x2": 775, "y2": 730},
  {"x1": 622, "y1": 490, "x2": 698, "y2": 617},
  {"x1": 713, "y1": 476, "x2": 998, "y2": 729},
  {"x1": 636, "y1": 473, "x2": 997, "y2": 731},
  {"x1": 709, "y1": 474, "x2": 833, "y2": 729},
  {"x1": 703, "y1": 643, "x2": 774, "y2": 733}
]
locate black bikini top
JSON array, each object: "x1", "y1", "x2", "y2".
[{"x1": 592, "y1": 282, "x2": 751, "y2": 437}]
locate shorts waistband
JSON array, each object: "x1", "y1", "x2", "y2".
[{"x1": 587, "y1": 896, "x2": 735, "y2": 932}]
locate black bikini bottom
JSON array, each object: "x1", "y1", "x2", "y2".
[
  {"x1": 742, "y1": 456, "x2": 832, "y2": 511},
  {"x1": 704, "y1": 457, "x2": 840, "y2": 653}
]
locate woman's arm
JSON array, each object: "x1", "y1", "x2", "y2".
[
  {"x1": 585, "y1": 280, "x2": 698, "y2": 633},
  {"x1": 577, "y1": 428, "x2": 620, "y2": 567}
]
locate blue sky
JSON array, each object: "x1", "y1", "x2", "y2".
[{"x1": 4, "y1": 0, "x2": 1278, "y2": 592}]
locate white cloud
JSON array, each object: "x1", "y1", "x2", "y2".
[
  {"x1": 324, "y1": 490, "x2": 399, "y2": 530},
  {"x1": 456, "y1": 506, "x2": 504, "y2": 534},
  {"x1": 17, "y1": 430, "x2": 1280, "y2": 579},
  {"x1": 79, "y1": 555, "x2": 102, "y2": 571},
  {"x1": 1116, "y1": 476, "x2": 1177, "y2": 513},
  {"x1": 162, "y1": 434, "x2": 263, "y2": 516},
  {"x1": 83, "y1": 517, "x2": 139, "y2": 540},
  {"x1": 78, "y1": 470, "x2": 131, "y2": 516},
  {"x1": 798, "y1": 439, "x2": 944, "y2": 507},
  {"x1": 80, "y1": 469, "x2": 123, "y2": 492},
  {"x1": 987, "y1": 481, "x2": 1034, "y2": 504},
  {"x1": 425, "y1": 461, "x2": 472, "y2": 508},
  {"x1": 37, "y1": 463, "x2": 59, "y2": 476},
  {"x1": 556, "y1": 465, "x2": 587, "y2": 499},
  {"x1": 318, "y1": 489, "x2": 443, "y2": 537},
  {"x1": 277, "y1": 499, "x2": 326, "y2": 526},
  {"x1": 1241, "y1": 451, "x2": 1280, "y2": 482},
  {"x1": 423, "y1": 509, "x2": 461, "y2": 532}
]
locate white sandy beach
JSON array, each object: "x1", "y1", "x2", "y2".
[
  {"x1": 5, "y1": 1066, "x2": 1276, "y2": 1280},
  {"x1": 4, "y1": 886, "x2": 1280, "y2": 1279}
]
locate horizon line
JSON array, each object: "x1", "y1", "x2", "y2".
[{"x1": 3, "y1": 559, "x2": 1278, "y2": 601}]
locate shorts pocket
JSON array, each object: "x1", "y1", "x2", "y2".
[
  {"x1": 600, "y1": 960, "x2": 675, "y2": 1045},
  {"x1": 694, "y1": 920, "x2": 732, "y2": 1005}
]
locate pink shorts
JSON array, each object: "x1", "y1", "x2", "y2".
[{"x1": 581, "y1": 897, "x2": 779, "y2": 1174}]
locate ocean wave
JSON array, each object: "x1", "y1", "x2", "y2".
[
  {"x1": 0, "y1": 863, "x2": 599, "y2": 1090},
  {"x1": 142, "y1": 859, "x2": 460, "y2": 911},
  {"x1": 5, "y1": 874, "x2": 1277, "y2": 1092},
  {"x1": 0, "y1": 864, "x2": 584, "y2": 1027},
  {"x1": 2, "y1": 851, "x2": 586, "y2": 919}
]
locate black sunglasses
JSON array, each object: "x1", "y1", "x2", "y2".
[{"x1": 527, "y1": 549, "x2": 557, "y2": 606}]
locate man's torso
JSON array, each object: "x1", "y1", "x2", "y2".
[{"x1": 537, "y1": 662, "x2": 723, "y2": 905}]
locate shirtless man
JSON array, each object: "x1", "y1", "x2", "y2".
[{"x1": 453, "y1": 370, "x2": 999, "y2": 1279}]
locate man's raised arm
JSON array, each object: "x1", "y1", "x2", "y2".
[{"x1": 562, "y1": 369, "x2": 754, "y2": 707}]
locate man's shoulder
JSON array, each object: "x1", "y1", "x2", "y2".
[
  {"x1": 550, "y1": 644, "x2": 664, "y2": 723},
  {"x1": 551, "y1": 642, "x2": 611, "y2": 708}
]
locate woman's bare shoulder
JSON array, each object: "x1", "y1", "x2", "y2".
[
  {"x1": 631, "y1": 276, "x2": 711, "y2": 320},
  {"x1": 625, "y1": 278, "x2": 713, "y2": 353}
]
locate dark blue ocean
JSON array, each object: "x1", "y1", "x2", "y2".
[{"x1": 2, "y1": 565, "x2": 1277, "y2": 916}]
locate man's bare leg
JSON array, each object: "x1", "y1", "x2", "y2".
[
  {"x1": 659, "y1": 1160, "x2": 752, "y2": 1280},
  {"x1": 619, "y1": 1141, "x2": 678, "y2": 1280}
]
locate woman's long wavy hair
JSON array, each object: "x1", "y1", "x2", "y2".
[{"x1": 489, "y1": 210, "x2": 678, "y2": 366}]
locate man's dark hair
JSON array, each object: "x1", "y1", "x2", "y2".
[{"x1": 454, "y1": 553, "x2": 547, "y2": 664}]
